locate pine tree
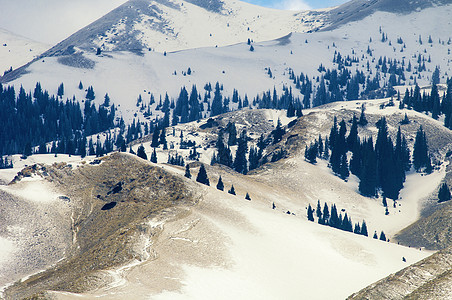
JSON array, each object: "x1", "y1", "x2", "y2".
[
  {"x1": 413, "y1": 126, "x2": 429, "y2": 171},
  {"x1": 150, "y1": 148, "x2": 157, "y2": 163},
  {"x1": 185, "y1": 164, "x2": 192, "y2": 178},
  {"x1": 216, "y1": 175, "x2": 224, "y2": 191},
  {"x1": 382, "y1": 195, "x2": 387, "y2": 207},
  {"x1": 151, "y1": 127, "x2": 160, "y2": 148},
  {"x1": 339, "y1": 154, "x2": 350, "y2": 180},
  {"x1": 137, "y1": 144, "x2": 147, "y2": 160},
  {"x1": 438, "y1": 182, "x2": 451, "y2": 203},
  {"x1": 323, "y1": 203, "x2": 330, "y2": 225},
  {"x1": 245, "y1": 192, "x2": 251, "y2": 200},
  {"x1": 353, "y1": 222, "x2": 361, "y2": 234},
  {"x1": 196, "y1": 164, "x2": 210, "y2": 186},
  {"x1": 228, "y1": 185, "x2": 236, "y2": 195},
  {"x1": 361, "y1": 220, "x2": 368, "y2": 236},
  {"x1": 373, "y1": 231, "x2": 378, "y2": 239},
  {"x1": 379, "y1": 231, "x2": 387, "y2": 241},
  {"x1": 316, "y1": 200, "x2": 322, "y2": 222},
  {"x1": 307, "y1": 204, "x2": 314, "y2": 221},
  {"x1": 233, "y1": 130, "x2": 248, "y2": 174}
]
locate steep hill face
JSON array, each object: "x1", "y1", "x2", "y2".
[
  {"x1": 2, "y1": 153, "x2": 195, "y2": 299},
  {"x1": 324, "y1": 0, "x2": 452, "y2": 30},
  {"x1": 40, "y1": 0, "x2": 326, "y2": 56},
  {"x1": 348, "y1": 246, "x2": 452, "y2": 299}
]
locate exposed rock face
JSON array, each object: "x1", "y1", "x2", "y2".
[
  {"x1": 3, "y1": 152, "x2": 194, "y2": 299},
  {"x1": 348, "y1": 246, "x2": 452, "y2": 300}
]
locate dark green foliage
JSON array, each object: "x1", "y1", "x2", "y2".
[
  {"x1": 413, "y1": 126, "x2": 429, "y2": 172},
  {"x1": 361, "y1": 220, "x2": 368, "y2": 236},
  {"x1": 271, "y1": 119, "x2": 285, "y2": 144},
  {"x1": 245, "y1": 192, "x2": 251, "y2": 200},
  {"x1": 382, "y1": 195, "x2": 387, "y2": 207},
  {"x1": 168, "y1": 152, "x2": 185, "y2": 166},
  {"x1": 316, "y1": 200, "x2": 322, "y2": 221},
  {"x1": 57, "y1": 83, "x2": 64, "y2": 97},
  {"x1": 150, "y1": 148, "x2": 157, "y2": 163},
  {"x1": 137, "y1": 145, "x2": 147, "y2": 160},
  {"x1": 86, "y1": 86, "x2": 95, "y2": 100},
  {"x1": 373, "y1": 231, "x2": 378, "y2": 239},
  {"x1": 0, "y1": 156, "x2": 13, "y2": 169},
  {"x1": 438, "y1": 183, "x2": 451, "y2": 203},
  {"x1": 196, "y1": 164, "x2": 210, "y2": 186},
  {"x1": 228, "y1": 184, "x2": 236, "y2": 195},
  {"x1": 184, "y1": 164, "x2": 192, "y2": 178},
  {"x1": 151, "y1": 127, "x2": 160, "y2": 148},
  {"x1": 304, "y1": 143, "x2": 318, "y2": 164},
  {"x1": 211, "y1": 82, "x2": 223, "y2": 117},
  {"x1": 307, "y1": 204, "x2": 314, "y2": 221},
  {"x1": 379, "y1": 231, "x2": 386, "y2": 241},
  {"x1": 78, "y1": 81, "x2": 83, "y2": 89},
  {"x1": 216, "y1": 176, "x2": 224, "y2": 191},
  {"x1": 233, "y1": 130, "x2": 248, "y2": 174}
]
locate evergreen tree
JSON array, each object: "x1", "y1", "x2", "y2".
[
  {"x1": 438, "y1": 182, "x2": 451, "y2": 203},
  {"x1": 373, "y1": 231, "x2": 378, "y2": 239},
  {"x1": 150, "y1": 148, "x2": 157, "y2": 163},
  {"x1": 184, "y1": 164, "x2": 192, "y2": 178},
  {"x1": 413, "y1": 126, "x2": 429, "y2": 171},
  {"x1": 316, "y1": 200, "x2": 322, "y2": 222},
  {"x1": 228, "y1": 185, "x2": 236, "y2": 195},
  {"x1": 339, "y1": 154, "x2": 350, "y2": 180},
  {"x1": 196, "y1": 164, "x2": 210, "y2": 186},
  {"x1": 216, "y1": 175, "x2": 224, "y2": 191},
  {"x1": 307, "y1": 204, "x2": 314, "y2": 221},
  {"x1": 353, "y1": 222, "x2": 361, "y2": 234},
  {"x1": 137, "y1": 144, "x2": 147, "y2": 160},
  {"x1": 245, "y1": 192, "x2": 251, "y2": 200},
  {"x1": 151, "y1": 127, "x2": 160, "y2": 148},
  {"x1": 361, "y1": 220, "x2": 368, "y2": 236},
  {"x1": 323, "y1": 203, "x2": 330, "y2": 225},
  {"x1": 211, "y1": 82, "x2": 223, "y2": 117},
  {"x1": 233, "y1": 130, "x2": 248, "y2": 174},
  {"x1": 379, "y1": 231, "x2": 387, "y2": 241}
]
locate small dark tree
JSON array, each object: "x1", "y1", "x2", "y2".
[
  {"x1": 216, "y1": 175, "x2": 224, "y2": 191},
  {"x1": 245, "y1": 192, "x2": 251, "y2": 200},
  {"x1": 78, "y1": 81, "x2": 83, "y2": 90},
  {"x1": 361, "y1": 220, "x2": 368, "y2": 236},
  {"x1": 137, "y1": 144, "x2": 147, "y2": 160},
  {"x1": 228, "y1": 185, "x2": 236, "y2": 195},
  {"x1": 438, "y1": 182, "x2": 452, "y2": 203},
  {"x1": 150, "y1": 148, "x2": 157, "y2": 163},
  {"x1": 307, "y1": 204, "x2": 314, "y2": 221},
  {"x1": 379, "y1": 231, "x2": 387, "y2": 241},
  {"x1": 185, "y1": 164, "x2": 192, "y2": 178},
  {"x1": 249, "y1": 45, "x2": 254, "y2": 52},
  {"x1": 373, "y1": 231, "x2": 378, "y2": 239},
  {"x1": 196, "y1": 164, "x2": 210, "y2": 186},
  {"x1": 382, "y1": 195, "x2": 387, "y2": 207}
]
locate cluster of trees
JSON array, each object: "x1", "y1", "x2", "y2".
[
  {"x1": 0, "y1": 156, "x2": 13, "y2": 169},
  {"x1": 401, "y1": 79, "x2": 452, "y2": 130},
  {"x1": 186, "y1": 164, "x2": 250, "y2": 199},
  {"x1": 307, "y1": 200, "x2": 387, "y2": 241},
  {"x1": 307, "y1": 201, "x2": 369, "y2": 237},
  {"x1": 306, "y1": 114, "x2": 430, "y2": 200},
  {"x1": 0, "y1": 82, "x2": 116, "y2": 158},
  {"x1": 167, "y1": 152, "x2": 185, "y2": 166}
]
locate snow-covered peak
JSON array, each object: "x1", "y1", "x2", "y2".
[{"x1": 40, "y1": 0, "x2": 327, "y2": 56}]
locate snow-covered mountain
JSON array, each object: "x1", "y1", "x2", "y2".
[
  {"x1": 2, "y1": 0, "x2": 452, "y2": 299},
  {"x1": 2, "y1": 1, "x2": 451, "y2": 123},
  {"x1": 38, "y1": 0, "x2": 327, "y2": 56}
]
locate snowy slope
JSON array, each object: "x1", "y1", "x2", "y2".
[
  {"x1": 0, "y1": 0, "x2": 129, "y2": 45},
  {"x1": 38, "y1": 0, "x2": 327, "y2": 57},
  {"x1": 0, "y1": 29, "x2": 49, "y2": 75},
  {"x1": 4, "y1": 3, "x2": 452, "y2": 124}
]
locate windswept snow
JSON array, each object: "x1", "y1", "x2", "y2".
[{"x1": 0, "y1": 28, "x2": 49, "y2": 74}]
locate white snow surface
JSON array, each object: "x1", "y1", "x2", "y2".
[
  {"x1": 0, "y1": 28, "x2": 49, "y2": 74},
  {"x1": 0, "y1": 0, "x2": 128, "y2": 44},
  {"x1": 6, "y1": 4, "x2": 452, "y2": 123}
]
